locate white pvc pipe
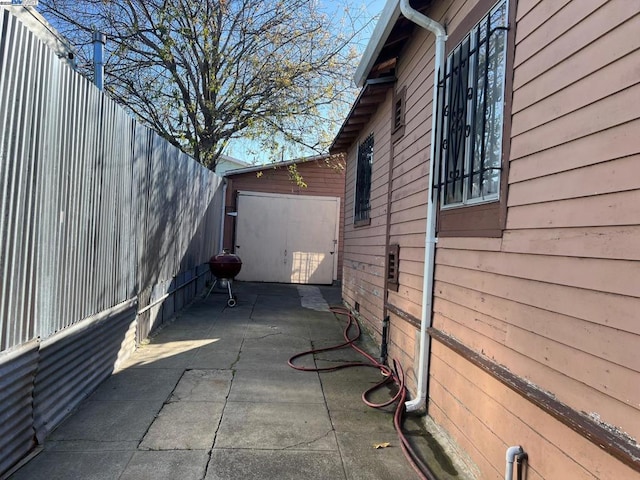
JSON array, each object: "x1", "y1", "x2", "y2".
[
  {"x1": 399, "y1": 0, "x2": 447, "y2": 412},
  {"x1": 505, "y1": 446, "x2": 523, "y2": 480},
  {"x1": 219, "y1": 180, "x2": 227, "y2": 253}
]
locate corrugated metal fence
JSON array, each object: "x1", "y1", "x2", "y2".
[{"x1": 0, "y1": 8, "x2": 222, "y2": 474}]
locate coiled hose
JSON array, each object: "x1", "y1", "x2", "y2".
[{"x1": 288, "y1": 306, "x2": 438, "y2": 480}]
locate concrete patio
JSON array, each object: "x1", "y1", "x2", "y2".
[{"x1": 8, "y1": 282, "x2": 460, "y2": 480}]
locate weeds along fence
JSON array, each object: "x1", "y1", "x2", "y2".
[{"x1": 0, "y1": 8, "x2": 222, "y2": 474}]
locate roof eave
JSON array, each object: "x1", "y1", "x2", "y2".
[
  {"x1": 223, "y1": 154, "x2": 329, "y2": 177},
  {"x1": 353, "y1": 0, "x2": 402, "y2": 87},
  {"x1": 329, "y1": 76, "x2": 396, "y2": 155}
]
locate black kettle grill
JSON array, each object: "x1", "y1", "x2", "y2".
[{"x1": 205, "y1": 250, "x2": 242, "y2": 307}]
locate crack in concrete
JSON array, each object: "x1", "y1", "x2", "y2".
[
  {"x1": 229, "y1": 339, "x2": 244, "y2": 371},
  {"x1": 282, "y1": 429, "x2": 335, "y2": 451},
  {"x1": 248, "y1": 331, "x2": 283, "y2": 340}
]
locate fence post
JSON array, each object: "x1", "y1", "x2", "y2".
[{"x1": 92, "y1": 30, "x2": 106, "y2": 90}]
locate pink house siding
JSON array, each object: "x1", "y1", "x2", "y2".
[
  {"x1": 341, "y1": 92, "x2": 393, "y2": 338},
  {"x1": 334, "y1": 0, "x2": 640, "y2": 478}
]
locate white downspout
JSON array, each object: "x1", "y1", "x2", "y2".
[
  {"x1": 219, "y1": 180, "x2": 227, "y2": 253},
  {"x1": 400, "y1": 0, "x2": 447, "y2": 412}
]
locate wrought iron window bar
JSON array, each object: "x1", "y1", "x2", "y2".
[
  {"x1": 355, "y1": 133, "x2": 374, "y2": 222},
  {"x1": 432, "y1": 5, "x2": 509, "y2": 205}
]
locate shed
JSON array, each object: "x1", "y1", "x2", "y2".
[{"x1": 222, "y1": 155, "x2": 345, "y2": 285}]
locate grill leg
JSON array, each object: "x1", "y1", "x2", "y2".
[
  {"x1": 226, "y1": 280, "x2": 237, "y2": 307},
  {"x1": 203, "y1": 278, "x2": 218, "y2": 299}
]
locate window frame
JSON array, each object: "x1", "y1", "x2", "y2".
[
  {"x1": 435, "y1": 0, "x2": 516, "y2": 238},
  {"x1": 354, "y1": 133, "x2": 374, "y2": 226}
]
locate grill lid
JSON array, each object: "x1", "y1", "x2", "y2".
[{"x1": 208, "y1": 249, "x2": 242, "y2": 278}]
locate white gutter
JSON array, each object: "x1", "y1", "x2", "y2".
[{"x1": 400, "y1": 0, "x2": 447, "y2": 413}]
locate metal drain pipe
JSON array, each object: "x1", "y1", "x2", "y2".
[
  {"x1": 92, "y1": 30, "x2": 106, "y2": 90},
  {"x1": 399, "y1": 0, "x2": 446, "y2": 413},
  {"x1": 219, "y1": 179, "x2": 228, "y2": 253},
  {"x1": 380, "y1": 316, "x2": 390, "y2": 364}
]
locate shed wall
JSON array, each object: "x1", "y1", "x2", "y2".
[{"x1": 223, "y1": 159, "x2": 345, "y2": 281}]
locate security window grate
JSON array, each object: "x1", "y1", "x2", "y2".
[
  {"x1": 434, "y1": 0, "x2": 508, "y2": 207},
  {"x1": 354, "y1": 134, "x2": 374, "y2": 223}
]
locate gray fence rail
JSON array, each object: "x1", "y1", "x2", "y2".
[{"x1": 0, "y1": 7, "x2": 222, "y2": 475}]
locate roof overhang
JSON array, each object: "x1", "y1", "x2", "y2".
[
  {"x1": 354, "y1": 0, "x2": 403, "y2": 87},
  {"x1": 329, "y1": 76, "x2": 396, "y2": 154},
  {"x1": 223, "y1": 154, "x2": 330, "y2": 177},
  {"x1": 331, "y1": 1, "x2": 434, "y2": 153},
  {"x1": 5, "y1": 6, "x2": 77, "y2": 67}
]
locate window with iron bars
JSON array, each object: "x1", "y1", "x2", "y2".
[
  {"x1": 435, "y1": 0, "x2": 508, "y2": 207},
  {"x1": 354, "y1": 133, "x2": 374, "y2": 224}
]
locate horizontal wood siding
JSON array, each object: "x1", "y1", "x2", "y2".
[
  {"x1": 339, "y1": 0, "x2": 640, "y2": 477},
  {"x1": 342, "y1": 92, "x2": 393, "y2": 339},
  {"x1": 383, "y1": 0, "x2": 518, "y2": 404},
  {"x1": 224, "y1": 159, "x2": 345, "y2": 279},
  {"x1": 429, "y1": 341, "x2": 640, "y2": 480},
  {"x1": 383, "y1": 10, "x2": 437, "y2": 392},
  {"x1": 504, "y1": 0, "x2": 640, "y2": 432},
  {"x1": 428, "y1": 0, "x2": 640, "y2": 477}
]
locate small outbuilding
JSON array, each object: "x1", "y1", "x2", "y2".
[{"x1": 222, "y1": 155, "x2": 345, "y2": 285}]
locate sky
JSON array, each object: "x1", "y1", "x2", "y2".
[
  {"x1": 223, "y1": 0, "x2": 389, "y2": 165},
  {"x1": 37, "y1": 0, "x2": 390, "y2": 167}
]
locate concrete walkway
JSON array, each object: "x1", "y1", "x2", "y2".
[{"x1": 9, "y1": 282, "x2": 453, "y2": 480}]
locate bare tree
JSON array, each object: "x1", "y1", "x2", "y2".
[{"x1": 40, "y1": 0, "x2": 367, "y2": 170}]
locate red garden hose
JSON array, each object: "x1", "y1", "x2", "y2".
[{"x1": 288, "y1": 306, "x2": 438, "y2": 480}]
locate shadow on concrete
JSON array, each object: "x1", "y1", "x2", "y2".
[{"x1": 10, "y1": 282, "x2": 462, "y2": 480}]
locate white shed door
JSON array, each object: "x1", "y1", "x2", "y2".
[{"x1": 234, "y1": 191, "x2": 339, "y2": 284}]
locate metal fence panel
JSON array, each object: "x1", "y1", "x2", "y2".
[
  {"x1": 0, "y1": 12, "x2": 49, "y2": 350},
  {"x1": 0, "y1": 10, "x2": 223, "y2": 473},
  {"x1": 0, "y1": 341, "x2": 38, "y2": 476},
  {"x1": 32, "y1": 299, "x2": 137, "y2": 442},
  {"x1": 132, "y1": 129, "x2": 221, "y2": 340},
  {"x1": 1, "y1": 8, "x2": 221, "y2": 352}
]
